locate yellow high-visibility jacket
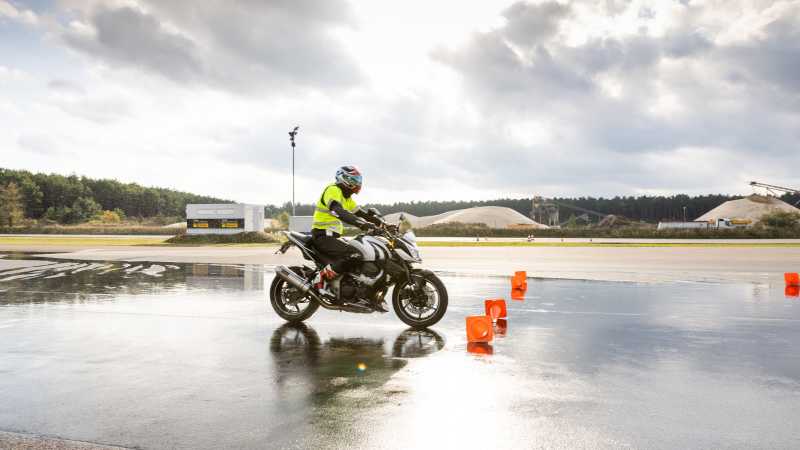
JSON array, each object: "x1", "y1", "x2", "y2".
[{"x1": 312, "y1": 184, "x2": 357, "y2": 235}]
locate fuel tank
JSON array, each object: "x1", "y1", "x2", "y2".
[{"x1": 346, "y1": 235, "x2": 391, "y2": 262}]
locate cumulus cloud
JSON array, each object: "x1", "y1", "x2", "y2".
[
  {"x1": 3, "y1": 0, "x2": 799, "y2": 203},
  {"x1": 501, "y1": 1, "x2": 571, "y2": 45},
  {"x1": 723, "y1": 13, "x2": 800, "y2": 92},
  {"x1": 60, "y1": 0, "x2": 362, "y2": 92},
  {"x1": 18, "y1": 133, "x2": 58, "y2": 155},
  {"x1": 47, "y1": 79, "x2": 86, "y2": 95},
  {"x1": 430, "y1": 0, "x2": 800, "y2": 193},
  {"x1": 43, "y1": 78, "x2": 132, "y2": 124},
  {"x1": 64, "y1": 6, "x2": 201, "y2": 82},
  {"x1": 0, "y1": 0, "x2": 38, "y2": 25},
  {"x1": 0, "y1": 65, "x2": 29, "y2": 81}
]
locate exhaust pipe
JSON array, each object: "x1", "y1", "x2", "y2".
[
  {"x1": 275, "y1": 265, "x2": 313, "y2": 294},
  {"x1": 275, "y1": 265, "x2": 333, "y2": 306},
  {"x1": 275, "y1": 265, "x2": 344, "y2": 310}
]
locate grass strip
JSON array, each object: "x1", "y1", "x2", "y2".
[{"x1": 164, "y1": 232, "x2": 279, "y2": 245}]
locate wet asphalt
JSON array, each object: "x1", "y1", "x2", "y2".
[{"x1": 0, "y1": 255, "x2": 799, "y2": 449}]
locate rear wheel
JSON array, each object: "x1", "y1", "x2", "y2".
[
  {"x1": 392, "y1": 270, "x2": 448, "y2": 329},
  {"x1": 269, "y1": 266, "x2": 319, "y2": 323}
]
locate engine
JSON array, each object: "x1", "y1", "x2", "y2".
[
  {"x1": 361, "y1": 262, "x2": 381, "y2": 278},
  {"x1": 340, "y1": 263, "x2": 383, "y2": 301},
  {"x1": 340, "y1": 276, "x2": 359, "y2": 301}
]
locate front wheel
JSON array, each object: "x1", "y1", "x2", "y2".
[
  {"x1": 392, "y1": 270, "x2": 448, "y2": 329},
  {"x1": 269, "y1": 266, "x2": 319, "y2": 323}
]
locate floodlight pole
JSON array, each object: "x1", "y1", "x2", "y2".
[{"x1": 288, "y1": 126, "x2": 300, "y2": 217}]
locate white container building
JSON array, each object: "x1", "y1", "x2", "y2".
[{"x1": 186, "y1": 204, "x2": 265, "y2": 235}]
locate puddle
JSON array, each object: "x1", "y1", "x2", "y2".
[
  {"x1": 0, "y1": 254, "x2": 799, "y2": 449},
  {"x1": 0, "y1": 255, "x2": 265, "y2": 303}
]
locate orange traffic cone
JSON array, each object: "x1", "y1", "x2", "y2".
[
  {"x1": 484, "y1": 299, "x2": 507, "y2": 321},
  {"x1": 512, "y1": 271, "x2": 527, "y2": 290},
  {"x1": 785, "y1": 273, "x2": 799, "y2": 286},
  {"x1": 494, "y1": 319, "x2": 508, "y2": 336},
  {"x1": 511, "y1": 288, "x2": 525, "y2": 301},
  {"x1": 466, "y1": 315, "x2": 494, "y2": 343},
  {"x1": 467, "y1": 342, "x2": 493, "y2": 355},
  {"x1": 786, "y1": 285, "x2": 800, "y2": 297}
]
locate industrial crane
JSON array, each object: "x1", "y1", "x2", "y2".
[
  {"x1": 749, "y1": 181, "x2": 800, "y2": 205},
  {"x1": 531, "y1": 196, "x2": 630, "y2": 227}
]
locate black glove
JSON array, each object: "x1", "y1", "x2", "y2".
[{"x1": 359, "y1": 221, "x2": 377, "y2": 233}]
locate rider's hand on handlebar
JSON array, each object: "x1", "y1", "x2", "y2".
[{"x1": 359, "y1": 221, "x2": 378, "y2": 233}]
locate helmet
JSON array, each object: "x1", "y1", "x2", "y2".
[{"x1": 335, "y1": 165, "x2": 363, "y2": 193}]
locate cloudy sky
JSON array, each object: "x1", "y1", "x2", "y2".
[{"x1": 1, "y1": 0, "x2": 798, "y2": 205}]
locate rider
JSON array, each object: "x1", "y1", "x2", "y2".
[{"x1": 311, "y1": 166, "x2": 382, "y2": 294}]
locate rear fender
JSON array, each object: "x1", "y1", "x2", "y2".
[{"x1": 282, "y1": 231, "x2": 318, "y2": 262}]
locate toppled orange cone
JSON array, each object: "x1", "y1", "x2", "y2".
[
  {"x1": 512, "y1": 271, "x2": 527, "y2": 290},
  {"x1": 785, "y1": 273, "x2": 799, "y2": 286},
  {"x1": 494, "y1": 319, "x2": 508, "y2": 336},
  {"x1": 466, "y1": 315, "x2": 494, "y2": 343},
  {"x1": 786, "y1": 285, "x2": 800, "y2": 297},
  {"x1": 484, "y1": 299, "x2": 507, "y2": 321},
  {"x1": 467, "y1": 342, "x2": 493, "y2": 355}
]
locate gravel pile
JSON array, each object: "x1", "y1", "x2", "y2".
[
  {"x1": 385, "y1": 206, "x2": 549, "y2": 229},
  {"x1": 696, "y1": 194, "x2": 800, "y2": 222}
]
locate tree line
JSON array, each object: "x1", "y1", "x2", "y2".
[
  {"x1": 265, "y1": 193, "x2": 800, "y2": 224},
  {"x1": 3, "y1": 167, "x2": 796, "y2": 226},
  {"x1": 0, "y1": 168, "x2": 231, "y2": 224}
]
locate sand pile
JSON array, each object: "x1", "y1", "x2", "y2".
[
  {"x1": 696, "y1": 195, "x2": 799, "y2": 223},
  {"x1": 385, "y1": 206, "x2": 549, "y2": 229}
]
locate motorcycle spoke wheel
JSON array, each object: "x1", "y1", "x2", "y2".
[
  {"x1": 392, "y1": 271, "x2": 448, "y2": 329},
  {"x1": 279, "y1": 284, "x2": 312, "y2": 316},
  {"x1": 269, "y1": 267, "x2": 319, "y2": 323}
]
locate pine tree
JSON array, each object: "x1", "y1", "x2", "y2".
[{"x1": 0, "y1": 182, "x2": 25, "y2": 227}]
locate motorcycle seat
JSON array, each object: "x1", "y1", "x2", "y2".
[
  {"x1": 288, "y1": 231, "x2": 313, "y2": 245},
  {"x1": 286, "y1": 231, "x2": 335, "y2": 266}
]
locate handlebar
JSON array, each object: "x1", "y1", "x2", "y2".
[{"x1": 363, "y1": 222, "x2": 400, "y2": 239}]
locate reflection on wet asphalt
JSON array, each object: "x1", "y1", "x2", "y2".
[{"x1": 0, "y1": 256, "x2": 799, "y2": 449}]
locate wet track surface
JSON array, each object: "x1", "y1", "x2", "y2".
[{"x1": 1, "y1": 255, "x2": 799, "y2": 449}]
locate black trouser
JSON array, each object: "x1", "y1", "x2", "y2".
[{"x1": 311, "y1": 228, "x2": 361, "y2": 274}]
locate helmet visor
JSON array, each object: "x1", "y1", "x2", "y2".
[{"x1": 344, "y1": 173, "x2": 362, "y2": 191}]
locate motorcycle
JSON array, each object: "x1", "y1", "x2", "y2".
[{"x1": 270, "y1": 210, "x2": 448, "y2": 329}]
